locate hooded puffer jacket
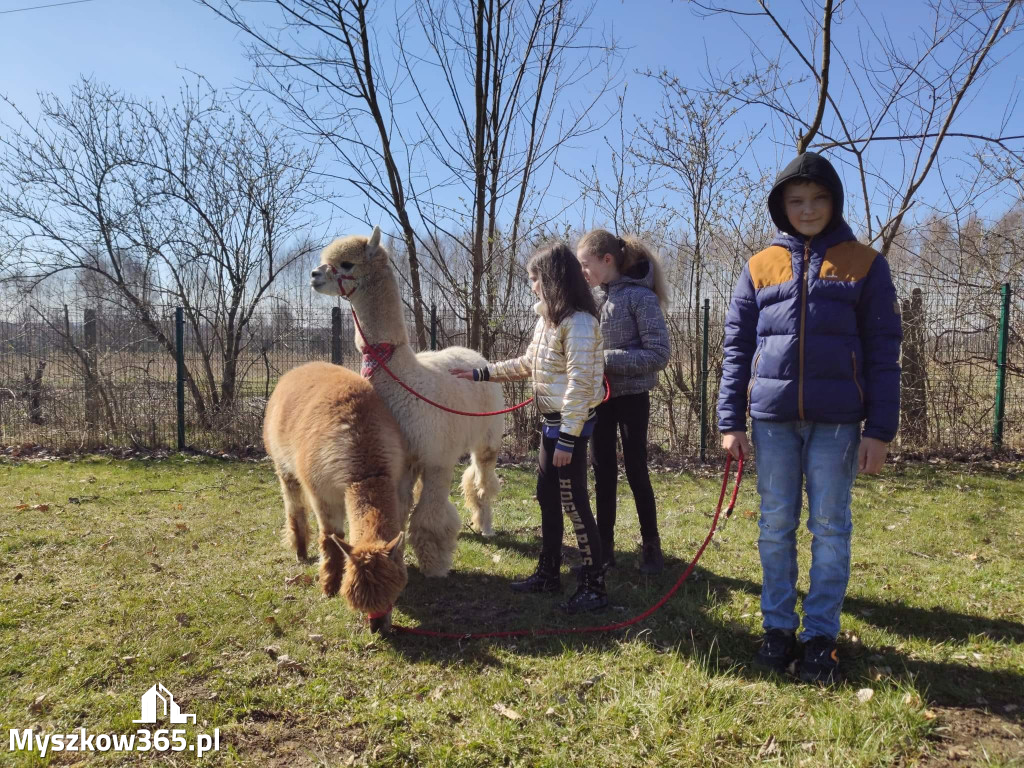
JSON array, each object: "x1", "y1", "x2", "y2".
[
  {"x1": 595, "y1": 259, "x2": 670, "y2": 397},
  {"x1": 716, "y1": 152, "x2": 903, "y2": 441},
  {"x1": 486, "y1": 306, "x2": 604, "y2": 438}
]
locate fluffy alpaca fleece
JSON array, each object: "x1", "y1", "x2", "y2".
[
  {"x1": 263, "y1": 361, "x2": 408, "y2": 628},
  {"x1": 311, "y1": 228, "x2": 503, "y2": 577}
]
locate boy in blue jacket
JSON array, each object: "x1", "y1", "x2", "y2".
[{"x1": 717, "y1": 151, "x2": 902, "y2": 684}]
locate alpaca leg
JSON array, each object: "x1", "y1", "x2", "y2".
[
  {"x1": 408, "y1": 470, "x2": 461, "y2": 578},
  {"x1": 312, "y1": 495, "x2": 348, "y2": 598},
  {"x1": 279, "y1": 473, "x2": 310, "y2": 561},
  {"x1": 462, "y1": 447, "x2": 499, "y2": 536}
]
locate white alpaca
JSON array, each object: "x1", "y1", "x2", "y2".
[{"x1": 310, "y1": 228, "x2": 504, "y2": 578}]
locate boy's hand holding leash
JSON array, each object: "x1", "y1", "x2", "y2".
[{"x1": 722, "y1": 431, "x2": 750, "y2": 460}]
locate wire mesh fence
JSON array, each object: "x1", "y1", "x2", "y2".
[{"x1": 1, "y1": 277, "x2": 1020, "y2": 458}]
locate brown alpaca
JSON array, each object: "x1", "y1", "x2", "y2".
[{"x1": 263, "y1": 361, "x2": 410, "y2": 631}]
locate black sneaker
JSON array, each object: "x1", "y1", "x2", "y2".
[
  {"x1": 510, "y1": 553, "x2": 561, "y2": 593},
  {"x1": 560, "y1": 569, "x2": 608, "y2": 614},
  {"x1": 753, "y1": 628, "x2": 799, "y2": 673},
  {"x1": 798, "y1": 636, "x2": 840, "y2": 685}
]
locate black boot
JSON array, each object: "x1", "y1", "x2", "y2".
[
  {"x1": 570, "y1": 547, "x2": 615, "y2": 576},
  {"x1": 638, "y1": 536, "x2": 664, "y2": 575},
  {"x1": 560, "y1": 568, "x2": 608, "y2": 614},
  {"x1": 510, "y1": 552, "x2": 562, "y2": 593}
]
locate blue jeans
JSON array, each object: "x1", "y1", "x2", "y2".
[{"x1": 751, "y1": 420, "x2": 860, "y2": 642}]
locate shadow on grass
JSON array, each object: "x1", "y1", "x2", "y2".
[
  {"x1": 688, "y1": 571, "x2": 1024, "y2": 722},
  {"x1": 389, "y1": 536, "x2": 1024, "y2": 724}
]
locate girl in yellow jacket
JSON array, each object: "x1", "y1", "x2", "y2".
[{"x1": 451, "y1": 242, "x2": 608, "y2": 613}]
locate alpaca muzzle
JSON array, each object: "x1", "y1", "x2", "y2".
[{"x1": 367, "y1": 606, "x2": 394, "y2": 633}]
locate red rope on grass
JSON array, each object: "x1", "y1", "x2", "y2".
[
  {"x1": 388, "y1": 453, "x2": 744, "y2": 639},
  {"x1": 352, "y1": 308, "x2": 609, "y2": 417}
]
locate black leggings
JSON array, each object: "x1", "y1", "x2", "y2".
[
  {"x1": 537, "y1": 433, "x2": 603, "y2": 570},
  {"x1": 590, "y1": 392, "x2": 659, "y2": 543}
]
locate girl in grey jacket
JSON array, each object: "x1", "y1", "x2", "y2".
[{"x1": 577, "y1": 230, "x2": 671, "y2": 573}]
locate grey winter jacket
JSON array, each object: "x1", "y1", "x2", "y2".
[{"x1": 595, "y1": 261, "x2": 670, "y2": 397}]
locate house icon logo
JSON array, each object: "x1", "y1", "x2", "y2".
[{"x1": 132, "y1": 683, "x2": 196, "y2": 724}]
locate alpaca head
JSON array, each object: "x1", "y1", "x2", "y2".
[
  {"x1": 330, "y1": 531, "x2": 407, "y2": 633},
  {"x1": 311, "y1": 226, "x2": 384, "y2": 300}
]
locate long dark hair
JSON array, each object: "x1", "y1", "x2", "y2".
[{"x1": 527, "y1": 241, "x2": 598, "y2": 326}]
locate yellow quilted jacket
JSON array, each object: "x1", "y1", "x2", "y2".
[{"x1": 488, "y1": 307, "x2": 604, "y2": 437}]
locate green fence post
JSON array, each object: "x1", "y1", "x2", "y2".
[
  {"x1": 430, "y1": 303, "x2": 437, "y2": 351},
  {"x1": 176, "y1": 307, "x2": 186, "y2": 452},
  {"x1": 699, "y1": 298, "x2": 710, "y2": 462},
  {"x1": 331, "y1": 306, "x2": 342, "y2": 365},
  {"x1": 993, "y1": 282, "x2": 1011, "y2": 449}
]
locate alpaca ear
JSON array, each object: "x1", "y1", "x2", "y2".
[
  {"x1": 329, "y1": 533, "x2": 354, "y2": 559},
  {"x1": 366, "y1": 226, "x2": 381, "y2": 259},
  {"x1": 384, "y1": 531, "x2": 405, "y2": 562}
]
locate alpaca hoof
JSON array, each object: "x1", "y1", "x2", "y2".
[
  {"x1": 369, "y1": 609, "x2": 393, "y2": 634},
  {"x1": 479, "y1": 526, "x2": 496, "y2": 537}
]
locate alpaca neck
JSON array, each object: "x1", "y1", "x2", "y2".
[{"x1": 350, "y1": 265, "x2": 410, "y2": 349}]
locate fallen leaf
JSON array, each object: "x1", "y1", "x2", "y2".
[
  {"x1": 14, "y1": 504, "x2": 29, "y2": 511},
  {"x1": 856, "y1": 688, "x2": 875, "y2": 704},
  {"x1": 276, "y1": 655, "x2": 305, "y2": 674},
  {"x1": 13, "y1": 572, "x2": 23, "y2": 583},
  {"x1": 179, "y1": 652, "x2": 195, "y2": 662},
  {"x1": 284, "y1": 573, "x2": 314, "y2": 587},
  {"x1": 308, "y1": 634, "x2": 325, "y2": 644},
  {"x1": 175, "y1": 613, "x2": 191, "y2": 627},
  {"x1": 757, "y1": 735, "x2": 778, "y2": 758},
  {"x1": 150, "y1": 562, "x2": 163, "y2": 573},
  {"x1": 28, "y1": 694, "x2": 47, "y2": 714},
  {"x1": 99, "y1": 536, "x2": 114, "y2": 551},
  {"x1": 175, "y1": 522, "x2": 189, "y2": 532},
  {"x1": 31, "y1": 504, "x2": 50, "y2": 511},
  {"x1": 264, "y1": 646, "x2": 281, "y2": 660},
  {"x1": 493, "y1": 703, "x2": 521, "y2": 721},
  {"x1": 923, "y1": 709, "x2": 938, "y2": 720}
]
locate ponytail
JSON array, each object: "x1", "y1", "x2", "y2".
[{"x1": 578, "y1": 229, "x2": 670, "y2": 311}]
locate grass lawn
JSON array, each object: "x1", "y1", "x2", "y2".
[{"x1": 1, "y1": 454, "x2": 1022, "y2": 767}]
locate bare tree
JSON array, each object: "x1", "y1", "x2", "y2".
[
  {"x1": 399, "y1": 0, "x2": 620, "y2": 352},
  {"x1": 634, "y1": 81, "x2": 756, "y2": 433},
  {"x1": 197, "y1": 0, "x2": 433, "y2": 347},
  {"x1": 692, "y1": 0, "x2": 1023, "y2": 253},
  {"x1": 0, "y1": 77, "x2": 321, "y2": 425}
]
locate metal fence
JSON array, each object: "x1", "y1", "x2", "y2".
[{"x1": 1, "y1": 281, "x2": 1020, "y2": 458}]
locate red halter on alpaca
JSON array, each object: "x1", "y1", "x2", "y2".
[{"x1": 326, "y1": 264, "x2": 359, "y2": 298}]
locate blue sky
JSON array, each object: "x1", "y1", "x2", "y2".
[{"x1": 2, "y1": 0, "x2": 1022, "y2": 240}]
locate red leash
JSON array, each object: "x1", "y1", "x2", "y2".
[
  {"x1": 387, "y1": 453, "x2": 744, "y2": 639},
  {"x1": 351, "y1": 308, "x2": 610, "y2": 417}
]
